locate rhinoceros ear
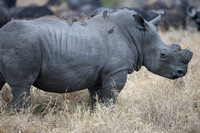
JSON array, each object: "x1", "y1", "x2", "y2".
[{"x1": 133, "y1": 14, "x2": 149, "y2": 30}]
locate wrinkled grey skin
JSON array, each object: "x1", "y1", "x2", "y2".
[{"x1": 0, "y1": 9, "x2": 193, "y2": 109}]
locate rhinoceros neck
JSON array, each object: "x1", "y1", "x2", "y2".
[
  {"x1": 102, "y1": 10, "x2": 143, "y2": 71},
  {"x1": 87, "y1": 10, "x2": 143, "y2": 72},
  {"x1": 125, "y1": 27, "x2": 143, "y2": 71}
]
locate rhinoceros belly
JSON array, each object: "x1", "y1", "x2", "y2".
[{"x1": 33, "y1": 64, "x2": 101, "y2": 93}]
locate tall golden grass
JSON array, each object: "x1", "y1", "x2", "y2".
[{"x1": 0, "y1": 29, "x2": 199, "y2": 133}]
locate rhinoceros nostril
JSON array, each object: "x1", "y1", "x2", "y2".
[
  {"x1": 177, "y1": 69, "x2": 186, "y2": 77},
  {"x1": 171, "y1": 69, "x2": 186, "y2": 79},
  {"x1": 171, "y1": 71, "x2": 179, "y2": 79},
  {"x1": 177, "y1": 70, "x2": 183, "y2": 75}
]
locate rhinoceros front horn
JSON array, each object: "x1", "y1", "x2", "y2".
[
  {"x1": 150, "y1": 15, "x2": 162, "y2": 26},
  {"x1": 180, "y1": 48, "x2": 193, "y2": 64}
]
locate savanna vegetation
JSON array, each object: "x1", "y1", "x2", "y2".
[
  {"x1": 0, "y1": 0, "x2": 200, "y2": 132},
  {"x1": 0, "y1": 28, "x2": 199, "y2": 133}
]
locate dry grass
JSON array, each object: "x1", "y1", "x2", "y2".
[{"x1": 0, "y1": 29, "x2": 200, "y2": 133}]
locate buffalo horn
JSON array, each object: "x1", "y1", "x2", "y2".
[{"x1": 186, "y1": 6, "x2": 196, "y2": 18}]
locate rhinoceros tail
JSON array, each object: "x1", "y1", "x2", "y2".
[{"x1": 0, "y1": 72, "x2": 5, "y2": 91}]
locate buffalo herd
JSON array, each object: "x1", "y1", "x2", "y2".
[{"x1": 0, "y1": 0, "x2": 200, "y2": 31}]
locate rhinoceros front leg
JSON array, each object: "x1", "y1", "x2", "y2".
[
  {"x1": 99, "y1": 71, "x2": 128, "y2": 107},
  {"x1": 88, "y1": 83, "x2": 101, "y2": 110}
]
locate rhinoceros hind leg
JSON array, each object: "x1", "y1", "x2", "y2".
[
  {"x1": 10, "y1": 85, "x2": 30, "y2": 109},
  {"x1": 0, "y1": 41, "x2": 41, "y2": 109},
  {"x1": 0, "y1": 73, "x2": 5, "y2": 91}
]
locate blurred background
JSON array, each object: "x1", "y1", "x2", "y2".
[
  {"x1": 16, "y1": 0, "x2": 200, "y2": 8},
  {"x1": 0, "y1": 1, "x2": 200, "y2": 132},
  {"x1": 0, "y1": 0, "x2": 200, "y2": 32}
]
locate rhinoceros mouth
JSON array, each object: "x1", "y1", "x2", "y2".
[
  {"x1": 170, "y1": 70, "x2": 186, "y2": 79},
  {"x1": 171, "y1": 75, "x2": 179, "y2": 79}
]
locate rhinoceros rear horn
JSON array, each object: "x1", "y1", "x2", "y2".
[
  {"x1": 150, "y1": 15, "x2": 162, "y2": 26},
  {"x1": 180, "y1": 49, "x2": 193, "y2": 64}
]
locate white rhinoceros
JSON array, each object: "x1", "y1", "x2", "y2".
[{"x1": 0, "y1": 9, "x2": 193, "y2": 109}]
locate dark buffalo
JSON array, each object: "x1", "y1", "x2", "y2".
[
  {"x1": 46, "y1": 0, "x2": 61, "y2": 6},
  {"x1": 171, "y1": 0, "x2": 189, "y2": 11},
  {"x1": 140, "y1": 0, "x2": 190, "y2": 30},
  {"x1": 57, "y1": 0, "x2": 102, "y2": 21},
  {"x1": 67, "y1": 0, "x2": 101, "y2": 10},
  {"x1": 186, "y1": 6, "x2": 200, "y2": 31},
  {"x1": 162, "y1": 0, "x2": 189, "y2": 30},
  {"x1": 67, "y1": 0, "x2": 101, "y2": 16},
  {"x1": 10, "y1": 5, "x2": 54, "y2": 19},
  {"x1": 0, "y1": 1, "x2": 11, "y2": 28},
  {"x1": 160, "y1": 9, "x2": 187, "y2": 30},
  {"x1": 2, "y1": 0, "x2": 16, "y2": 8},
  {"x1": 141, "y1": 1, "x2": 169, "y2": 10}
]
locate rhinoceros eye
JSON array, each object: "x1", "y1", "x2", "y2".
[{"x1": 160, "y1": 49, "x2": 168, "y2": 60}]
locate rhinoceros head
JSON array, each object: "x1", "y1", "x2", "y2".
[{"x1": 132, "y1": 14, "x2": 193, "y2": 79}]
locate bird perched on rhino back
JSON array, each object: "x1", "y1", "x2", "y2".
[
  {"x1": 90, "y1": 7, "x2": 115, "y2": 17},
  {"x1": 91, "y1": 7, "x2": 163, "y2": 24}
]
